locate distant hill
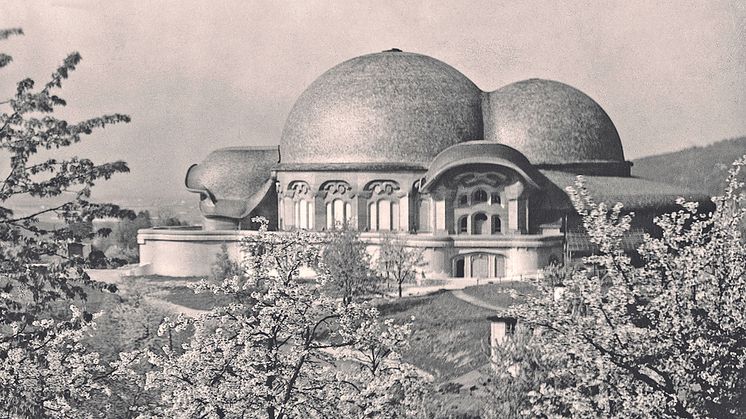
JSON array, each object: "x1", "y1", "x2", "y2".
[{"x1": 632, "y1": 136, "x2": 746, "y2": 196}]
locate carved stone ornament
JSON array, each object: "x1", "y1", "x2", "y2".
[
  {"x1": 285, "y1": 180, "x2": 312, "y2": 198},
  {"x1": 319, "y1": 180, "x2": 354, "y2": 198},
  {"x1": 364, "y1": 180, "x2": 401, "y2": 196},
  {"x1": 449, "y1": 171, "x2": 511, "y2": 188}
]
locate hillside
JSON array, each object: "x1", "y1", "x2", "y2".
[{"x1": 632, "y1": 136, "x2": 746, "y2": 196}]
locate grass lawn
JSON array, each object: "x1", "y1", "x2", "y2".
[
  {"x1": 378, "y1": 290, "x2": 495, "y2": 380},
  {"x1": 158, "y1": 286, "x2": 235, "y2": 311},
  {"x1": 460, "y1": 280, "x2": 537, "y2": 308}
]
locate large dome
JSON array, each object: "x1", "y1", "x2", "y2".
[
  {"x1": 484, "y1": 79, "x2": 624, "y2": 165},
  {"x1": 280, "y1": 50, "x2": 484, "y2": 167}
]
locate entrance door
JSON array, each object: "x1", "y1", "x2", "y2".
[{"x1": 471, "y1": 254, "x2": 490, "y2": 278}]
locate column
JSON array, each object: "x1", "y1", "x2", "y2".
[
  {"x1": 314, "y1": 194, "x2": 326, "y2": 231},
  {"x1": 508, "y1": 199, "x2": 519, "y2": 233},
  {"x1": 355, "y1": 192, "x2": 371, "y2": 231}
]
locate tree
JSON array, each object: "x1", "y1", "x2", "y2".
[
  {"x1": 143, "y1": 218, "x2": 429, "y2": 418},
  {"x1": 154, "y1": 206, "x2": 185, "y2": 227},
  {"x1": 115, "y1": 210, "x2": 152, "y2": 251},
  {"x1": 210, "y1": 242, "x2": 241, "y2": 282},
  {"x1": 377, "y1": 234, "x2": 426, "y2": 298},
  {"x1": 321, "y1": 227, "x2": 380, "y2": 304},
  {"x1": 0, "y1": 28, "x2": 133, "y2": 416},
  {"x1": 492, "y1": 161, "x2": 746, "y2": 418},
  {"x1": 482, "y1": 326, "x2": 563, "y2": 419}
]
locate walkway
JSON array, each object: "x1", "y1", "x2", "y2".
[
  {"x1": 87, "y1": 268, "x2": 210, "y2": 318},
  {"x1": 449, "y1": 290, "x2": 504, "y2": 312}
]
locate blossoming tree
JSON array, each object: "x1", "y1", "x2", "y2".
[
  {"x1": 143, "y1": 219, "x2": 428, "y2": 418},
  {"x1": 0, "y1": 28, "x2": 132, "y2": 417},
  {"x1": 490, "y1": 159, "x2": 746, "y2": 418}
]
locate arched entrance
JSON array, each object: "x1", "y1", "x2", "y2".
[{"x1": 452, "y1": 253, "x2": 507, "y2": 278}]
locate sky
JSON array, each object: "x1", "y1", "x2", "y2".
[{"x1": 1, "y1": 0, "x2": 745, "y2": 202}]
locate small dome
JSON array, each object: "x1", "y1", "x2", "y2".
[
  {"x1": 186, "y1": 146, "x2": 278, "y2": 200},
  {"x1": 280, "y1": 50, "x2": 484, "y2": 167},
  {"x1": 484, "y1": 79, "x2": 624, "y2": 165}
]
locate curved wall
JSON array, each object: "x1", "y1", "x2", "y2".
[{"x1": 138, "y1": 228, "x2": 562, "y2": 278}]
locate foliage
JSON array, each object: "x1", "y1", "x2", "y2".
[
  {"x1": 377, "y1": 234, "x2": 426, "y2": 298},
  {"x1": 0, "y1": 28, "x2": 133, "y2": 417},
  {"x1": 493, "y1": 159, "x2": 746, "y2": 418},
  {"x1": 114, "y1": 210, "x2": 152, "y2": 253},
  {"x1": 321, "y1": 227, "x2": 380, "y2": 304},
  {"x1": 482, "y1": 326, "x2": 558, "y2": 419},
  {"x1": 210, "y1": 242, "x2": 241, "y2": 283},
  {"x1": 153, "y1": 207, "x2": 185, "y2": 227},
  {"x1": 541, "y1": 261, "x2": 575, "y2": 287},
  {"x1": 83, "y1": 293, "x2": 174, "y2": 418},
  {"x1": 142, "y1": 218, "x2": 429, "y2": 418}
]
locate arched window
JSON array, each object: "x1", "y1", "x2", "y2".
[
  {"x1": 293, "y1": 200, "x2": 314, "y2": 230},
  {"x1": 458, "y1": 216, "x2": 468, "y2": 234},
  {"x1": 391, "y1": 201, "x2": 400, "y2": 230},
  {"x1": 458, "y1": 194, "x2": 468, "y2": 207},
  {"x1": 326, "y1": 199, "x2": 351, "y2": 229},
  {"x1": 491, "y1": 215, "x2": 501, "y2": 234},
  {"x1": 491, "y1": 193, "x2": 501, "y2": 206},
  {"x1": 472, "y1": 212, "x2": 488, "y2": 235},
  {"x1": 472, "y1": 189, "x2": 488, "y2": 204},
  {"x1": 370, "y1": 200, "x2": 401, "y2": 231},
  {"x1": 368, "y1": 202, "x2": 377, "y2": 231}
]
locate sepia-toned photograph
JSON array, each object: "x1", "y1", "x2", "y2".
[{"x1": 1, "y1": 1, "x2": 745, "y2": 417}]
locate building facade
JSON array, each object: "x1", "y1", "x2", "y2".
[{"x1": 138, "y1": 50, "x2": 709, "y2": 278}]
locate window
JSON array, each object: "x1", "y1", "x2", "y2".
[
  {"x1": 326, "y1": 199, "x2": 351, "y2": 229},
  {"x1": 472, "y1": 212, "x2": 488, "y2": 235},
  {"x1": 491, "y1": 193, "x2": 501, "y2": 205},
  {"x1": 458, "y1": 194, "x2": 468, "y2": 207},
  {"x1": 391, "y1": 201, "x2": 400, "y2": 230},
  {"x1": 293, "y1": 200, "x2": 314, "y2": 230},
  {"x1": 368, "y1": 202, "x2": 377, "y2": 231},
  {"x1": 369, "y1": 200, "x2": 400, "y2": 231},
  {"x1": 458, "y1": 216, "x2": 468, "y2": 234},
  {"x1": 491, "y1": 215, "x2": 501, "y2": 234},
  {"x1": 472, "y1": 189, "x2": 488, "y2": 204}
]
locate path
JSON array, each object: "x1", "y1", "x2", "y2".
[
  {"x1": 87, "y1": 268, "x2": 210, "y2": 318},
  {"x1": 449, "y1": 289, "x2": 505, "y2": 312}
]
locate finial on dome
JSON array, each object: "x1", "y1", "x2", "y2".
[{"x1": 384, "y1": 48, "x2": 403, "y2": 53}]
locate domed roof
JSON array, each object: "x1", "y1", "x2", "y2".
[
  {"x1": 186, "y1": 147, "x2": 279, "y2": 219},
  {"x1": 280, "y1": 50, "x2": 484, "y2": 167},
  {"x1": 484, "y1": 79, "x2": 624, "y2": 165}
]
